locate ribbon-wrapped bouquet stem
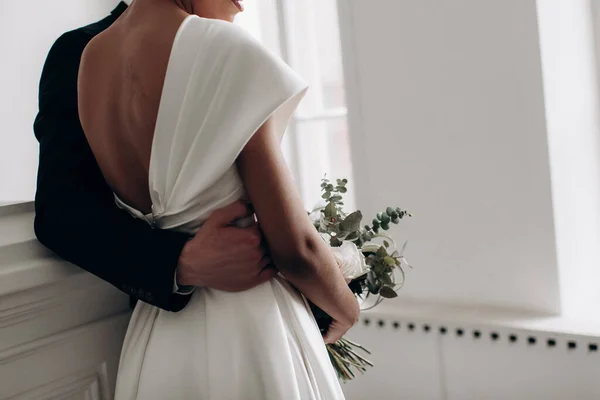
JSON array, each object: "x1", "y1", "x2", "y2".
[{"x1": 308, "y1": 177, "x2": 412, "y2": 381}]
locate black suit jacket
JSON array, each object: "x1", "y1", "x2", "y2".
[{"x1": 33, "y1": 2, "x2": 191, "y2": 312}]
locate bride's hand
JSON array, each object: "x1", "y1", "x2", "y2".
[{"x1": 323, "y1": 298, "x2": 360, "y2": 344}]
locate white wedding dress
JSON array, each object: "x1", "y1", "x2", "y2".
[{"x1": 113, "y1": 15, "x2": 345, "y2": 400}]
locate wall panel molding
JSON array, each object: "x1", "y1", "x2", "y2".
[
  {"x1": 0, "y1": 203, "x2": 131, "y2": 399},
  {"x1": 7, "y1": 364, "x2": 108, "y2": 400},
  {"x1": 0, "y1": 314, "x2": 129, "y2": 399}
]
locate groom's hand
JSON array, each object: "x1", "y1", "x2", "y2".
[{"x1": 175, "y1": 201, "x2": 276, "y2": 291}]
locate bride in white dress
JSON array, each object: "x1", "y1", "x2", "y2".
[{"x1": 77, "y1": 0, "x2": 359, "y2": 399}]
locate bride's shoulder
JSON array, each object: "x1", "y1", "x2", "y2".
[
  {"x1": 182, "y1": 16, "x2": 266, "y2": 55},
  {"x1": 179, "y1": 16, "x2": 305, "y2": 96},
  {"x1": 183, "y1": 17, "x2": 251, "y2": 41}
]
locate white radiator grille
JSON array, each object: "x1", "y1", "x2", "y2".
[{"x1": 342, "y1": 316, "x2": 600, "y2": 400}]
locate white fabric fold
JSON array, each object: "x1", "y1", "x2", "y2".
[{"x1": 148, "y1": 16, "x2": 307, "y2": 233}]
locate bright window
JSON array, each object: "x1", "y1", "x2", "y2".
[{"x1": 236, "y1": 0, "x2": 356, "y2": 210}]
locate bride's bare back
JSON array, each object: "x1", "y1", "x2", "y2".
[
  {"x1": 78, "y1": 3, "x2": 189, "y2": 213},
  {"x1": 80, "y1": 0, "x2": 358, "y2": 350}
]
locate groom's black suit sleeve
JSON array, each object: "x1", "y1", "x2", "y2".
[{"x1": 33, "y1": 5, "x2": 191, "y2": 312}]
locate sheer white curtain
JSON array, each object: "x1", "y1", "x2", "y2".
[{"x1": 236, "y1": 0, "x2": 355, "y2": 210}]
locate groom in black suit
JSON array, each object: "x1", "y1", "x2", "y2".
[{"x1": 33, "y1": 1, "x2": 272, "y2": 312}]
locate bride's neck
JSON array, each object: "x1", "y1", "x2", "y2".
[
  {"x1": 129, "y1": 0, "x2": 195, "y2": 13},
  {"x1": 124, "y1": 0, "x2": 193, "y2": 21}
]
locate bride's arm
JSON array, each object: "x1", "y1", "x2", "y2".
[{"x1": 237, "y1": 119, "x2": 359, "y2": 341}]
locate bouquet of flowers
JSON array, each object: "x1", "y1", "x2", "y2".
[{"x1": 308, "y1": 177, "x2": 412, "y2": 381}]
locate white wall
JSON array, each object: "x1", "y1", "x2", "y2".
[
  {"x1": 340, "y1": 0, "x2": 562, "y2": 313},
  {"x1": 0, "y1": 0, "x2": 115, "y2": 202},
  {"x1": 536, "y1": 0, "x2": 600, "y2": 321}
]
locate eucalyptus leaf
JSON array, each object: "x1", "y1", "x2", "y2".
[
  {"x1": 380, "y1": 273, "x2": 393, "y2": 285},
  {"x1": 383, "y1": 240, "x2": 389, "y2": 248},
  {"x1": 345, "y1": 231, "x2": 359, "y2": 241},
  {"x1": 340, "y1": 211, "x2": 363, "y2": 232},
  {"x1": 384, "y1": 256, "x2": 395, "y2": 266},
  {"x1": 324, "y1": 201, "x2": 338, "y2": 218},
  {"x1": 376, "y1": 246, "x2": 388, "y2": 258},
  {"x1": 380, "y1": 286, "x2": 398, "y2": 298},
  {"x1": 386, "y1": 207, "x2": 395, "y2": 216}
]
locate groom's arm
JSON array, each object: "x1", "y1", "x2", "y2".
[{"x1": 33, "y1": 29, "x2": 192, "y2": 312}]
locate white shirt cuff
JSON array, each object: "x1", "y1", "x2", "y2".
[{"x1": 173, "y1": 269, "x2": 196, "y2": 295}]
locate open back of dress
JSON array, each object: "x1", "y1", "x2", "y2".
[{"x1": 113, "y1": 15, "x2": 345, "y2": 400}]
